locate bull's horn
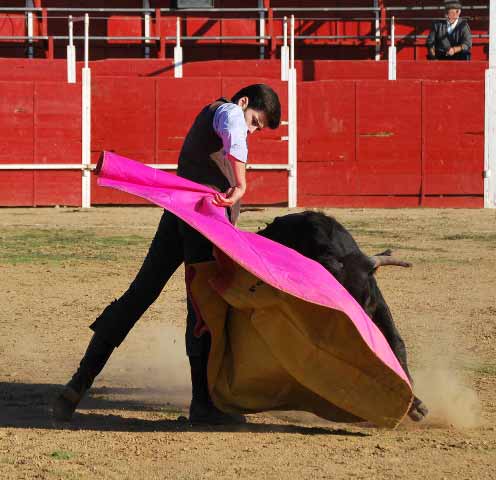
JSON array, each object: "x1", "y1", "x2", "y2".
[{"x1": 370, "y1": 255, "x2": 412, "y2": 268}]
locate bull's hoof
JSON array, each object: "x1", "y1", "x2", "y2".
[
  {"x1": 189, "y1": 399, "x2": 246, "y2": 426},
  {"x1": 52, "y1": 386, "x2": 83, "y2": 422},
  {"x1": 408, "y1": 396, "x2": 429, "y2": 422}
]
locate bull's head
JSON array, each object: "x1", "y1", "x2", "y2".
[{"x1": 335, "y1": 249, "x2": 411, "y2": 319}]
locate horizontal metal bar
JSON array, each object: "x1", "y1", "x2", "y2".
[
  {"x1": 286, "y1": 17, "x2": 377, "y2": 21},
  {"x1": 0, "y1": 7, "x2": 154, "y2": 13},
  {"x1": 247, "y1": 164, "x2": 290, "y2": 170},
  {"x1": 53, "y1": 36, "x2": 160, "y2": 41},
  {"x1": 276, "y1": 35, "x2": 376, "y2": 40},
  {"x1": 0, "y1": 163, "x2": 290, "y2": 171},
  {"x1": 164, "y1": 35, "x2": 270, "y2": 41},
  {"x1": 0, "y1": 164, "x2": 88, "y2": 170},
  {"x1": 385, "y1": 5, "x2": 488, "y2": 11},
  {"x1": 160, "y1": 8, "x2": 266, "y2": 13},
  {"x1": 1, "y1": 33, "x2": 489, "y2": 42},
  {"x1": 0, "y1": 7, "x2": 42, "y2": 12},
  {"x1": 0, "y1": 36, "x2": 48, "y2": 40},
  {"x1": 387, "y1": 17, "x2": 490, "y2": 21},
  {"x1": 273, "y1": 8, "x2": 380, "y2": 12},
  {"x1": 0, "y1": 36, "x2": 161, "y2": 41},
  {"x1": 395, "y1": 33, "x2": 489, "y2": 39}
]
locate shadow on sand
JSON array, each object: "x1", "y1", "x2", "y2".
[{"x1": 0, "y1": 382, "x2": 369, "y2": 437}]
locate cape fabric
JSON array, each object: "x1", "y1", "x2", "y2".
[{"x1": 97, "y1": 151, "x2": 413, "y2": 427}]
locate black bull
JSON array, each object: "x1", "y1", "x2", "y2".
[{"x1": 257, "y1": 211, "x2": 428, "y2": 422}]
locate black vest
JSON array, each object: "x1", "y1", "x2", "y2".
[{"x1": 177, "y1": 98, "x2": 240, "y2": 223}]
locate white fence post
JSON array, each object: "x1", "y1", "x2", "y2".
[
  {"x1": 26, "y1": 0, "x2": 34, "y2": 58},
  {"x1": 374, "y1": 0, "x2": 381, "y2": 61},
  {"x1": 143, "y1": 0, "x2": 151, "y2": 58},
  {"x1": 388, "y1": 16, "x2": 397, "y2": 81},
  {"x1": 281, "y1": 16, "x2": 289, "y2": 81},
  {"x1": 288, "y1": 14, "x2": 297, "y2": 208},
  {"x1": 81, "y1": 13, "x2": 91, "y2": 208},
  {"x1": 484, "y1": 0, "x2": 496, "y2": 208},
  {"x1": 258, "y1": 0, "x2": 265, "y2": 59},
  {"x1": 67, "y1": 15, "x2": 76, "y2": 83},
  {"x1": 174, "y1": 16, "x2": 183, "y2": 78}
]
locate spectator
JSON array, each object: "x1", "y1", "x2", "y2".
[{"x1": 427, "y1": 1, "x2": 472, "y2": 60}]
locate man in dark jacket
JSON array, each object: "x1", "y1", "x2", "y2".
[
  {"x1": 426, "y1": 1, "x2": 472, "y2": 60},
  {"x1": 52, "y1": 84, "x2": 281, "y2": 425}
]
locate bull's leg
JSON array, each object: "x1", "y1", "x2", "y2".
[{"x1": 372, "y1": 291, "x2": 428, "y2": 422}]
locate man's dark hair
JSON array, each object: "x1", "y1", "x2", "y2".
[{"x1": 231, "y1": 84, "x2": 281, "y2": 129}]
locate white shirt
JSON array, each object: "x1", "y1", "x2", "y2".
[
  {"x1": 213, "y1": 103, "x2": 248, "y2": 163},
  {"x1": 447, "y1": 18, "x2": 459, "y2": 34}
]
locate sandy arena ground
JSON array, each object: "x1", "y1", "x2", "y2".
[{"x1": 0, "y1": 206, "x2": 495, "y2": 480}]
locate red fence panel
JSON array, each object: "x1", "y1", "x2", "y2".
[
  {"x1": 298, "y1": 80, "x2": 357, "y2": 204},
  {"x1": 91, "y1": 77, "x2": 156, "y2": 165},
  {"x1": 0, "y1": 81, "x2": 34, "y2": 164},
  {"x1": 356, "y1": 80, "x2": 422, "y2": 195},
  {"x1": 0, "y1": 69, "x2": 486, "y2": 207},
  {"x1": 0, "y1": 171, "x2": 34, "y2": 206},
  {"x1": 422, "y1": 80, "x2": 484, "y2": 195},
  {"x1": 34, "y1": 82, "x2": 81, "y2": 164}
]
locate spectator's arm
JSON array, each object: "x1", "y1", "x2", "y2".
[
  {"x1": 426, "y1": 23, "x2": 437, "y2": 58},
  {"x1": 459, "y1": 22, "x2": 472, "y2": 51},
  {"x1": 426, "y1": 23, "x2": 436, "y2": 49}
]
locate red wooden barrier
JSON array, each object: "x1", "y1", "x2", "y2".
[
  {"x1": 422, "y1": 81, "x2": 484, "y2": 195},
  {"x1": 0, "y1": 73, "x2": 485, "y2": 207},
  {"x1": 0, "y1": 59, "x2": 488, "y2": 82}
]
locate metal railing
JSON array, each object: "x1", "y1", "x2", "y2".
[{"x1": 0, "y1": 5, "x2": 489, "y2": 59}]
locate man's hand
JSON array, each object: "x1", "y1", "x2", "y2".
[
  {"x1": 212, "y1": 185, "x2": 246, "y2": 207},
  {"x1": 429, "y1": 47, "x2": 436, "y2": 58}
]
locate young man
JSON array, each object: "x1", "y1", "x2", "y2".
[
  {"x1": 426, "y1": 1, "x2": 472, "y2": 60},
  {"x1": 53, "y1": 84, "x2": 281, "y2": 424}
]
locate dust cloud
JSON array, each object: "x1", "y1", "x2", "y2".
[
  {"x1": 412, "y1": 342, "x2": 482, "y2": 429},
  {"x1": 102, "y1": 324, "x2": 191, "y2": 410}
]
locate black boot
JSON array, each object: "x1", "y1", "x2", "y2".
[
  {"x1": 188, "y1": 355, "x2": 246, "y2": 425},
  {"x1": 52, "y1": 334, "x2": 114, "y2": 422}
]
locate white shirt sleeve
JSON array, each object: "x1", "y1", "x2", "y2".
[{"x1": 213, "y1": 103, "x2": 248, "y2": 163}]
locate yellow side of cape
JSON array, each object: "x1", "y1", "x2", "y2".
[{"x1": 189, "y1": 260, "x2": 412, "y2": 428}]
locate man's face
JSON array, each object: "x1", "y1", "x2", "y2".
[
  {"x1": 446, "y1": 8, "x2": 461, "y2": 23},
  {"x1": 237, "y1": 96, "x2": 268, "y2": 134},
  {"x1": 243, "y1": 108, "x2": 268, "y2": 134}
]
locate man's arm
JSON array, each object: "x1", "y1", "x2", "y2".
[
  {"x1": 426, "y1": 23, "x2": 437, "y2": 58},
  {"x1": 447, "y1": 22, "x2": 472, "y2": 56},
  {"x1": 212, "y1": 154, "x2": 246, "y2": 207},
  {"x1": 211, "y1": 103, "x2": 248, "y2": 207}
]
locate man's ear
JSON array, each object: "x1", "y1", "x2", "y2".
[{"x1": 237, "y1": 96, "x2": 249, "y2": 110}]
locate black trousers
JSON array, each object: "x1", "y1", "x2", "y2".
[{"x1": 90, "y1": 210, "x2": 214, "y2": 357}]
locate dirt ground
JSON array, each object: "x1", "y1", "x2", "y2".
[{"x1": 1, "y1": 206, "x2": 495, "y2": 480}]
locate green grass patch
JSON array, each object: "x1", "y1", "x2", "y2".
[
  {"x1": 442, "y1": 233, "x2": 496, "y2": 242},
  {"x1": 366, "y1": 243, "x2": 448, "y2": 254},
  {"x1": 0, "y1": 229, "x2": 149, "y2": 265},
  {"x1": 50, "y1": 450, "x2": 73, "y2": 460},
  {"x1": 237, "y1": 217, "x2": 273, "y2": 232}
]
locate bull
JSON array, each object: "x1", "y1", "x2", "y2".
[{"x1": 257, "y1": 210, "x2": 428, "y2": 422}]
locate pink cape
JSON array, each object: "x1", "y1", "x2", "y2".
[{"x1": 97, "y1": 151, "x2": 411, "y2": 388}]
